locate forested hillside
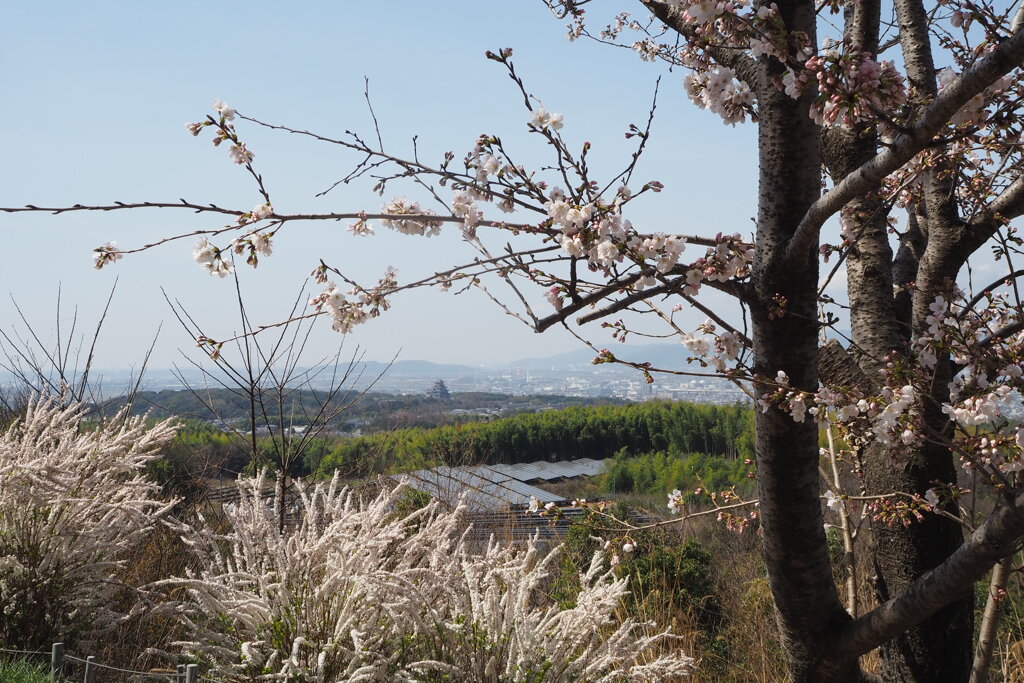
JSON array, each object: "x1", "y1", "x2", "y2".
[{"x1": 320, "y1": 400, "x2": 753, "y2": 475}]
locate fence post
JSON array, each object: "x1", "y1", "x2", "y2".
[
  {"x1": 50, "y1": 643, "x2": 64, "y2": 680},
  {"x1": 83, "y1": 655, "x2": 95, "y2": 683},
  {"x1": 176, "y1": 663, "x2": 186, "y2": 682},
  {"x1": 185, "y1": 663, "x2": 198, "y2": 683}
]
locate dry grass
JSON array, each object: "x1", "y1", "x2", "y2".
[{"x1": 51, "y1": 475, "x2": 1024, "y2": 682}]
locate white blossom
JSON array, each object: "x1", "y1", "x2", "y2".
[
  {"x1": 347, "y1": 220, "x2": 374, "y2": 236},
  {"x1": 212, "y1": 99, "x2": 236, "y2": 120},
  {"x1": 381, "y1": 197, "x2": 442, "y2": 236},
  {"x1": 228, "y1": 142, "x2": 253, "y2": 165},
  {"x1": 250, "y1": 202, "x2": 273, "y2": 221},
  {"x1": 252, "y1": 232, "x2": 273, "y2": 257},
  {"x1": 682, "y1": 334, "x2": 710, "y2": 356},
  {"x1": 529, "y1": 107, "x2": 564, "y2": 131},
  {"x1": 92, "y1": 241, "x2": 122, "y2": 270}
]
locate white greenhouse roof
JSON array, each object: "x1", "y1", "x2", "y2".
[{"x1": 391, "y1": 457, "x2": 607, "y2": 511}]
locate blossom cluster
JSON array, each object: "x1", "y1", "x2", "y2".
[
  {"x1": 684, "y1": 233, "x2": 756, "y2": 292},
  {"x1": 230, "y1": 230, "x2": 274, "y2": 268},
  {"x1": 666, "y1": 485, "x2": 759, "y2": 533},
  {"x1": 758, "y1": 367, "x2": 930, "y2": 454},
  {"x1": 380, "y1": 197, "x2": 443, "y2": 236},
  {"x1": 571, "y1": 0, "x2": 789, "y2": 124},
  {"x1": 189, "y1": 204, "x2": 275, "y2": 276},
  {"x1": 914, "y1": 291, "x2": 1024, "y2": 476},
  {"x1": 92, "y1": 241, "x2": 123, "y2": 270},
  {"x1": 681, "y1": 319, "x2": 744, "y2": 372},
  {"x1": 758, "y1": 370, "x2": 872, "y2": 427},
  {"x1": 308, "y1": 267, "x2": 398, "y2": 334},
  {"x1": 684, "y1": 66, "x2": 755, "y2": 125},
  {"x1": 758, "y1": 287, "x2": 1024, "y2": 482},
  {"x1": 529, "y1": 106, "x2": 565, "y2": 131},
  {"x1": 545, "y1": 182, "x2": 754, "y2": 297},
  {"x1": 543, "y1": 230, "x2": 753, "y2": 315},
  {"x1": 193, "y1": 238, "x2": 233, "y2": 278},
  {"x1": 792, "y1": 50, "x2": 907, "y2": 127},
  {"x1": 669, "y1": 0, "x2": 787, "y2": 71},
  {"x1": 236, "y1": 201, "x2": 273, "y2": 226},
  {"x1": 187, "y1": 100, "x2": 254, "y2": 166}
]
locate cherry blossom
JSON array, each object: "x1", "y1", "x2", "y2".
[
  {"x1": 212, "y1": 99, "x2": 236, "y2": 121},
  {"x1": 92, "y1": 242, "x2": 122, "y2": 270},
  {"x1": 529, "y1": 107, "x2": 564, "y2": 131},
  {"x1": 381, "y1": 198, "x2": 442, "y2": 236}
]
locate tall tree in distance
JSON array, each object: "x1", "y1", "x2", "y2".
[{"x1": 6, "y1": 1, "x2": 1024, "y2": 679}]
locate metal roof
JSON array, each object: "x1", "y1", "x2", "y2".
[
  {"x1": 487, "y1": 458, "x2": 609, "y2": 482},
  {"x1": 391, "y1": 458, "x2": 608, "y2": 511},
  {"x1": 392, "y1": 465, "x2": 564, "y2": 511}
]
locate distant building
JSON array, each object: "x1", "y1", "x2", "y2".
[{"x1": 427, "y1": 379, "x2": 451, "y2": 400}]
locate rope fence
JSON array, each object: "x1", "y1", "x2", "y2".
[{"x1": 1, "y1": 644, "x2": 218, "y2": 683}]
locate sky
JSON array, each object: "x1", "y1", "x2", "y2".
[{"x1": 0, "y1": 1, "x2": 760, "y2": 372}]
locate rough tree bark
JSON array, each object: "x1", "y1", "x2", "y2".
[
  {"x1": 818, "y1": 0, "x2": 974, "y2": 675},
  {"x1": 746, "y1": 2, "x2": 869, "y2": 679},
  {"x1": 721, "y1": 0, "x2": 1024, "y2": 676}
]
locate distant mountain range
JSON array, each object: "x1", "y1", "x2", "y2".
[
  {"x1": 0, "y1": 343, "x2": 689, "y2": 390},
  {"x1": 346, "y1": 343, "x2": 688, "y2": 378},
  {"x1": 507, "y1": 343, "x2": 689, "y2": 371}
]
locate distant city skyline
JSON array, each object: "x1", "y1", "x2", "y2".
[{"x1": 0, "y1": 342, "x2": 747, "y2": 406}]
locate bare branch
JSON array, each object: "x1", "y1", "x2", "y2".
[
  {"x1": 535, "y1": 273, "x2": 643, "y2": 332},
  {"x1": 959, "y1": 174, "x2": 1024, "y2": 257}
]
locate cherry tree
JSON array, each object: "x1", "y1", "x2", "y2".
[{"x1": 6, "y1": 0, "x2": 1024, "y2": 680}]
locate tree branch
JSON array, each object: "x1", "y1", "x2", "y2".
[
  {"x1": 535, "y1": 273, "x2": 642, "y2": 331},
  {"x1": 0, "y1": 202, "x2": 541, "y2": 232},
  {"x1": 574, "y1": 278, "x2": 753, "y2": 349},
  {"x1": 835, "y1": 492, "x2": 1024, "y2": 660},
  {"x1": 964, "y1": 268, "x2": 1024, "y2": 312},
  {"x1": 959, "y1": 173, "x2": 1024, "y2": 257},
  {"x1": 640, "y1": 1, "x2": 763, "y2": 91},
  {"x1": 785, "y1": 27, "x2": 1024, "y2": 264}
]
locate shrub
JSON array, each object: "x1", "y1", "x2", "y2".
[
  {"x1": 0, "y1": 399, "x2": 177, "y2": 648},
  {"x1": 623, "y1": 537, "x2": 721, "y2": 632},
  {"x1": 155, "y1": 475, "x2": 695, "y2": 681}
]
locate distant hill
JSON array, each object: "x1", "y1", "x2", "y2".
[
  {"x1": 353, "y1": 344, "x2": 688, "y2": 375},
  {"x1": 507, "y1": 343, "x2": 686, "y2": 372},
  {"x1": 354, "y1": 359, "x2": 486, "y2": 378},
  {"x1": 0, "y1": 341, "x2": 705, "y2": 393}
]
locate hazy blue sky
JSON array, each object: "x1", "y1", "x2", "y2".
[{"x1": 1, "y1": 1, "x2": 760, "y2": 371}]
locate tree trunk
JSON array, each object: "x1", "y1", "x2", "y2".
[
  {"x1": 838, "y1": 192, "x2": 972, "y2": 680},
  {"x1": 840, "y1": 189, "x2": 973, "y2": 682},
  {"x1": 863, "y1": 442, "x2": 972, "y2": 681},
  {"x1": 750, "y1": 8, "x2": 864, "y2": 675}
]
